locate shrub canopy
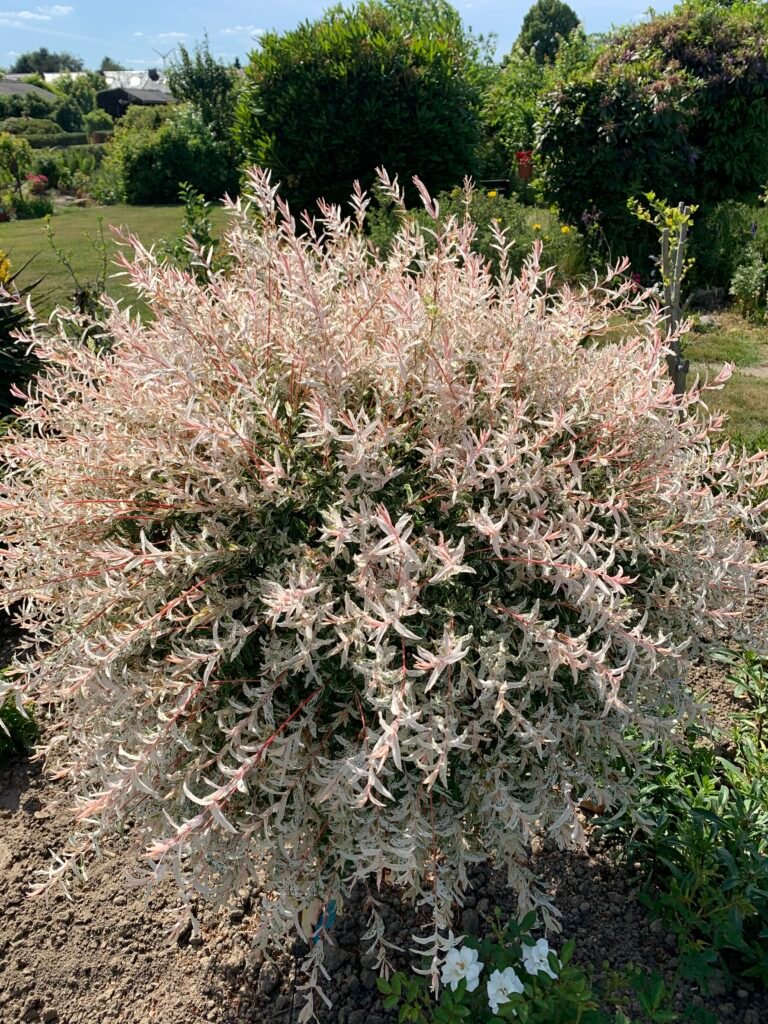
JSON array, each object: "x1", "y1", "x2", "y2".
[
  {"x1": 536, "y1": 2, "x2": 768, "y2": 269},
  {"x1": 102, "y1": 103, "x2": 238, "y2": 204},
  {"x1": 1, "y1": 169, "x2": 767, "y2": 1014},
  {"x1": 236, "y1": 0, "x2": 482, "y2": 211}
]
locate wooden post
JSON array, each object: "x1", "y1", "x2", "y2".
[{"x1": 662, "y1": 204, "x2": 691, "y2": 397}]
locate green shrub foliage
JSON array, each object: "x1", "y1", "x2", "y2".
[
  {"x1": 102, "y1": 104, "x2": 238, "y2": 204},
  {"x1": 536, "y1": 3, "x2": 768, "y2": 271},
  {"x1": 236, "y1": 0, "x2": 482, "y2": 212}
]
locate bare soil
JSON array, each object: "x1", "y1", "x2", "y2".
[{"x1": 1, "y1": 649, "x2": 766, "y2": 1024}]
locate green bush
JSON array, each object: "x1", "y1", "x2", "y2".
[
  {"x1": 30, "y1": 144, "x2": 106, "y2": 190},
  {"x1": 536, "y1": 4, "x2": 768, "y2": 272},
  {"x1": 54, "y1": 98, "x2": 84, "y2": 133},
  {"x1": 691, "y1": 201, "x2": 768, "y2": 290},
  {"x1": 602, "y1": 674, "x2": 768, "y2": 988},
  {"x1": 103, "y1": 103, "x2": 237, "y2": 204},
  {"x1": 236, "y1": 0, "x2": 483, "y2": 212},
  {"x1": 83, "y1": 108, "x2": 113, "y2": 134},
  {"x1": 0, "y1": 92, "x2": 57, "y2": 122},
  {"x1": 13, "y1": 194, "x2": 54, "y2": 219},
  {"x1": 0, "y1": 117, "x2": 61, "y2": 136},
  {"x1": 482, "y1": 30, "x2": 601, "y2": 179},
  {"x1": 27, "y1": 132, "x2": 91, "y2": 149},
  {"x1": 731, "y1": 247, "x2": 767, "y2": 322}
]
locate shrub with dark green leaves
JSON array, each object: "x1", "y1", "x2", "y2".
[
  {"x1": 0, "y1": 117, "x2": 61, "y2": 136},
  {"x1": 603, "y1": 715, "x2": 768, "y2": 987},
  {"x1": 537, "y1": 3, "x2": 768, "y2": 272},
  {"x1": 102, "y1": 103, "x2": 238, "y2": 204},
  {"x1": 236, "y1": 0, "x2": 482, "y2": 212}
]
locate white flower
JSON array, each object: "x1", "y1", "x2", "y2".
[
  {"x1": 440, "y1": 944, "x2": 484, "y2": 992},
  {"x1": 522, "y1": 937, "x2": 558, "y2": 979},
  {"x1": 487, "y1": 966, "x2": 524, "y2": 1014}
]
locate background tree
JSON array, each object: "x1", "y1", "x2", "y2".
[
  {"x1": 536, "y1": 1, "x2": 768, "y2": 272},
  {"x1": 99, "y1": 56, "x2": 125, "y2": 72},
  {"x1": 516, "y1": 0, "x2": 580, "y2": 64},
  {"x1": 236, "y1": 0, "x2": 482, "y2": 213},
  {"x1": 0, "y1": 132, "x2": 32, "y2": 197},
  {"x1": 10, "y1": 48, "x2": 83, "y2": 74},
  {"x1": 167, "y1": 38, "x2": 238, "y2": 141},
  {"x1": 482, "y1": 28, "x2": 598, "y2": 173}
]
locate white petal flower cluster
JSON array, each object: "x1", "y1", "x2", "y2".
[
  {"x1": 1, "y1": 167, "x2": 766, "y2": 1018},
  {"x1": 440, "y1": 945, "x2": 483, "y2": 992},
  {"x1": 522, "y1": 937, "x2": 558, "y2": 979},
  {"x1": 487, "y1": 966, "x2": 525, "y2": 1015}
]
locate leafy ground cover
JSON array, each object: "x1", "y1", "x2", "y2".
[{"x1": 0, "y1": 203, "x2": 227, "y2": 311}]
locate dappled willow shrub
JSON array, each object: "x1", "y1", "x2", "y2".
[{"x1": 1, "y1": 168, "x2": 767, "y2": 1018}]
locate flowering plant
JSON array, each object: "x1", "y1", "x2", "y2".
[
  {"x1": 0, "y1": 249, "x2": 11, "y2": 285},
  {"x1": 1, "y1": 167, "x2": 767, "y2": 1019},
  {"x1": 379, "y1": 913, "x2": 602, "y2": 1022},
  {"x1": 25, "y1": 173, "x2": 48, "y2": 194}
]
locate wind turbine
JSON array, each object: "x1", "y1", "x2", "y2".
[{"x1": 152, "y1": 46, "x2": 176, "y2": 69}]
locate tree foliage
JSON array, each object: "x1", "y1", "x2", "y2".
[
  {"x1": 99, "y1": 56, "x2": 125, "y2": 72},
  {"x1": 167, "y1": 38, "x2": 239, "y2": 142},
  {"x1": 516, "y1": 0, "x2": 580, "y2": 64},
  {"x1": 0, "y1": 131, "x2": 32, "y2": 196},
  {"x1": 483, "y1": 28, "x2": 598, "y2": 165},
  {"x1": 236, "y1": 0, "x2": 483, "y2": 212},
  {"x1": 10, "y1": 48, "x2": 83, "y2": 74},
  {"x1": 536, "y1": 2, "x2": 768, "y2": 270},
  {"x1": 102, "y1": 103, "x2": 238, "y2": 204}
]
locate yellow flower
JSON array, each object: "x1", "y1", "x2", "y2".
[
  {"x1": 487, "y1": 190, "x2": 498, "y2": 198},
  {"x1": 560, "y1": 225, "x2": 571, "y2": 234},
  {"x1": 532, "y1": 223, "x2": 542, "y2": 231},
  {"x1": 0, "y1": 250, "x2": 11, "y2": 286}
]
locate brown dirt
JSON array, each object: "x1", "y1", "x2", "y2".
[{"x1": 1, "y1": 646, "x2": 767, "y2": 1024}]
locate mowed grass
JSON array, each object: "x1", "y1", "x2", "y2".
[
  {"x1": 0, "y1": 203, "x2": 228, "y2": 312},
  {"x1": 685, "y1": 311, "x2": 768, "y2": 368},
  {"x1": 684, "y1": 312, "x2": 768, "y2": 440}
]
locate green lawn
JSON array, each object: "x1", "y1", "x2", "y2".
[
  {"x1": 0, "y1": 203, "x2": 227, "y2": 312},
  {"x1": 685, "y1": 312, "x2": 768, "y2": 368},
  {"x1": 684, "y1": 312, "x2": 768, "y2": 440}
]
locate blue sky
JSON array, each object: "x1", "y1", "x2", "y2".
[{"x1": 1, "y1": 0, "x2": 674, "y2": 71}]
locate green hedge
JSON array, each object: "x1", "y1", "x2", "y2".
[{"x1": 28, "y1": 131, "x2": 112, "y2": 149}]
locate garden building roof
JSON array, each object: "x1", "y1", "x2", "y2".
[{"x1": 0, "y1": 78, "x2": 57, "y2": 100}]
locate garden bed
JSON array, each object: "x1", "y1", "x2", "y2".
[{"x1": 1, "y1": 657, "x2": 765, "y2": 1024}]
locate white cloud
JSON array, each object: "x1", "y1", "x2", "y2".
[
  {"x1": 220, "y1": 24, "x2": 263, "y2": 36},
  {"x1": 156, "y1": 31, "x2": 186, "y2": 40},
  {"x1": 0, "y1": 4, "x2": 72, "y2": 21},
  {"x1": 5, "y1": 10, "x2": 51, "y2": 20},
  {"x1": 133, "y1": 30, "x2": 142, "y2": 36}
]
